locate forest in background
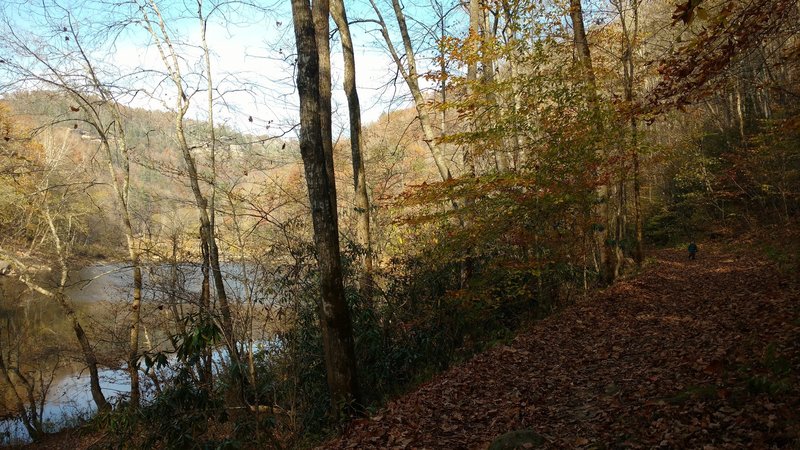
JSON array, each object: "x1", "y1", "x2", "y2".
[{"x1": 0, "y1": 0, "x2": 798, "y2": 447}]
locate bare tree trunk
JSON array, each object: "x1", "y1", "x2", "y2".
[
  {"x1": 141, "y1": 0, "x2": 235, "y2": 351},
  {"x1": 479, "y1": 3, "x2": 510, "y2": 171},
  {"x1": 465, "y1": 0, "x2": 481, "y2": 176},
  {"x1": 632, "y1": 135, "x2": 643, "y2": 264},
  {"x1": 455, "y1": 0, "x2": 482, "y2": 287},
  {"x1": 199, "y1": 235, "x2": 214, "y2": 387},
  {"x1": 617, "y1": 0, "x2": 643, "y2": 266},
  {"x1": 61, "y1": 293, "x2": 110, "y2": 412},
  {"x1": 500, "y1": 2, "x2": 523, "y2": 169},
  {"x1": 569, "y1": 0, "x2": 613, "y2": 282},
  {"x1": 570, "y1": 0, "x2": 596, "y2": 89},
  {"x1": 102, "y1": 125, "x2": 142, "y2": 408},
  {"x1": 331, "y1": 0, "x2": 374, "y2": 297},
  {"x1": 369, "y1": 0, "x2": 452, "y2": 181},
  {"x1": 735, "y1": 81, "x2": 746, "y2": 139},
  {"x1": 291, "y1": 0, "x2": 361, "y2": 418},
  {"x1": 629, "y1": 0, "x2": 643, "y2": 265},
  {"x1": 197, "y1": 0, "x2": 225, "y2": 390},
  {"x1": 313, "y1": 0, "x2": 337, "y2": 210},
  {"x1": 128, "y1": 264, "x2": 142, "y2": 406},
  {"x1": 614, "y1": 177, "x2": 626, "y2": 278}
]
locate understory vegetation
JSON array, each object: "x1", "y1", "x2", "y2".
[{"x1": 0, "y1": 0, "x2": 798, "y2": 447}]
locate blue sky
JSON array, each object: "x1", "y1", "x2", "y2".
[{"x1": 0, "y1": 0, "x2": 468, "y2": 137}]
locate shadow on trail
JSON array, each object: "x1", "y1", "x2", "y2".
[{"x1": 324, "y1": 246, "x2": 800, "y2": 449}]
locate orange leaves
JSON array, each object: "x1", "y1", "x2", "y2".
[{"x1": 647, "y1": 0, "x2": 797, "y2": 115}]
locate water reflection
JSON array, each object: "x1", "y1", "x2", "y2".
[
  {"x1": 0, "y1": 261, "x2": 268, "y2": 445},
  {"x1": 0, "y1": 368, "x2": 129, "y2": 445}
]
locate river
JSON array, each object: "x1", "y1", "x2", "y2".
[{"x1": 0, "y1": 261, "x2": 267, "y2": 445}]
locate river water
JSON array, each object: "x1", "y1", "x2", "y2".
[{"x1": 0, "y1": 261, "x2": 265, "y2": 445}]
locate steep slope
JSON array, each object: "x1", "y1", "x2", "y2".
[{"x1": 323, "y1": 245, "x2": 800, "y2": 449}]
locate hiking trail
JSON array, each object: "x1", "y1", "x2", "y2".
[{"x1": 323, "y1": 246, "x2": 800, "y2": 449}]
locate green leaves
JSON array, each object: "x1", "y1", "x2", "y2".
[
  {"x1": 175, "y1": 313, "x2": 223, "y2": 364},
  {"x1": 142, "y1": 352, "x2": 169, "y2": 371}
]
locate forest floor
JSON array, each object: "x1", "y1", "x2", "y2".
[
  {"x1": 16, "y1": 240, "x2": 800, "y2": 449},
  {"x1": 322, "y1": 243, "x2": 800, "y2": 449}
]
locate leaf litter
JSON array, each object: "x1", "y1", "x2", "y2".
[{"x1": 321, "y1": 246, "x2": 800, "y2": 449}]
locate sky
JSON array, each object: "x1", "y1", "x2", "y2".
[{"x1": 0, "y1": 0, "x2": 467, "y2": 138}]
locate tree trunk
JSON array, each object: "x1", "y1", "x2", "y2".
[
  {"x1": 41, "y1": 204, "x2": 111, "y2": 413},
  {"x1": 632, "y1": 134, "x2": 643, "y2": 265},
  {"x1": 368, "y1": 0, "x2": 452, "y2": 181},
  {"x1": 479, "y1": 3, "x2": 510, "y2": 171},
  {"x1": 64, "y1": 37, "x2": 143, "y2": 407},
  {"x1": 465, "y1": 0, "x2": 480, "y2": 175},
  {"x1": 313, "y1": 0, "x2": 337, "y2": 211},
  {"x1": 128, "y1": 264, "x2": 141, "y2": 406},
  {"x1": 141, "y1": 0, "x2": 235, "y2": 356},
  {"x1": 569, "y1": 0, "x2": 612, "y2": 282},
  {"x1": 735, "y1": 81, "x2": 746, "y2": 139},
  {"x1": 570, "y1": 0, "x2": 596, "y2": 89},
  {"x1": 331, "y1": 0, "x2": 374, "y2": 297},
  {"x1": 619, "y1": 0, "x2": 643, "y2": 266},
  {"x1": 59, "y1": 293, "x2": 111, "y2": 412},
  {"x1": 291, "y1": 0, "x2": 361, "y2": 418}
]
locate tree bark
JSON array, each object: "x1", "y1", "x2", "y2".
[
  {"x1": 465, "y1": 0, "x2": 481, "y2": 176},
  {"x1": 369, "y1": 0, "x2": 452, "y2": 181},
  {"x1": 478, "y1": 2, "x2": 510, "y2": 171},
  {"x1": 141, "y1": 0, "x2": 235, "y2": 351},
  {"x1": 735, "y1": 81, "x2": 746, "y2": 139},
  {"x1": 313, "y1": 0, "x2": 337, "y2": 211},
  {"x1": 569, "y1": 0, "x2": 613, "y2": 282},
  {"x1": 618, "y1": 0, "x2": 643, "y2": 266},
  {"x1": 570, "y1": 0, "x2": 596, "y2": 89},
  {"x1": 331, "y1": 0, "x2": 374, "y2": 297},
  {"x1": 291, "y1": 0, "x2": 361, "y2": 418},
  {"x1": 61, "y1": 293, "x2": 111, "y2": 412}
]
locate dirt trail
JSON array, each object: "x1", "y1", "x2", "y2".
[{"x1": 323, "y1": 246, "x2": 800, "y2": 449}]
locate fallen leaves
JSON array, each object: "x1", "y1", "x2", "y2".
[{"x1": 321, "y1": 246, "x2": 800, "y2": 449}]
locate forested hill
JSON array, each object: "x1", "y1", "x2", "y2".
[
  {"x1": 5, "y1": 90, "x2": 297, "y2": 162},
  {"x1": 1, "y1": 90, "x2": 300, "y2": 259},
  {"x1": 324, "y1": 242, "x2": 800, "y2": 449}
]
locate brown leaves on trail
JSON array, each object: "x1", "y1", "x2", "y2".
[{"x1": 321, "y1": 246, "x2": 800, "y2": 449}]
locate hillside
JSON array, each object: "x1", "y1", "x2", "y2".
[
  {"x1": 2, "y1": 0, "x2": 799, "y2": 446},
  {"x1": 323, "y1": 242, "x2": 800, "y2": 449}
]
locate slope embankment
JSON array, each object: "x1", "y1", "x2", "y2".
[{"x1": 323, "y1": 246, "x2": 800, "y2": 449}]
